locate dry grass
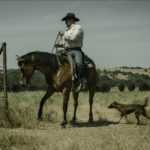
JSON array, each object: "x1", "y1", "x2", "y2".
[
  {"x1": 0, "y1": 129, "x2": 36, "y2": 150},
  {"x1": 0, "y1": 90, "x2": 150, "y2": 150}
]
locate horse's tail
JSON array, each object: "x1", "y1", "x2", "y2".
[{"x1": 83, "y1": 54, "x2": 95, "y2": 67}]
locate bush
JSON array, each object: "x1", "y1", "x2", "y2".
[
  {"x1": 11, "y1": 84, "x2": 20, "y2": 92},
  {"x1": 139, "y1": 81, "x2": 150, "y2": 91},
  {"x1": 127, "y1": 83, "x2": 135, "y2": 91},
  {"x1": 145, "y1": 69, "x2": 148, "y2": 72},
  {"x1": 118, "y1": 83, "x2": 125, "y2": 92},
  {"x1": 99, "y1": 82, "x2": 111, "y2": 92}
]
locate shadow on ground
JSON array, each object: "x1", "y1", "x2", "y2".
[
  {"x1": 119, "y1": 122, "x2": 148, "y2": 126},
  {"x1": 70, "y1": 119, "x2": 118, "y2": 128}
]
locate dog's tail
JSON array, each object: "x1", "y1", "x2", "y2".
[{"x1": 143, "y1": 97, "x2": 148, "y2": 107}]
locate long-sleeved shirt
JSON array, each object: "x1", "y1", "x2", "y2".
[{"x1": 63, "y1": 23, "x2": 84, "y2": 48}]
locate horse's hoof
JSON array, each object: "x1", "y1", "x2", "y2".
[
  {"x1": 37, "y1": 117, "x2": 43, "y2": 121},
  {"x1": 88, "y1": 119, "x2": 93, "y2": 124},
  {"x1": 71, "y1": 118, "x2": 76, "y2": 124},
  {"x1": 61, "y1": 121, "x2": 67, "y2": 128},
  {"x1": 61, "y1": 125, "x2": 66, "y2": 129},
  {"x1": 61, "y1": 121, "x2": 67, "y2": 125}
]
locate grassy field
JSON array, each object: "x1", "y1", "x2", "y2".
[{"x1": 0, "y1": 89, "x2": 150, "y2": 150}]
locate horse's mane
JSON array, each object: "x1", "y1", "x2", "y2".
[{"x1": 20, "y1": 51, "x2": 67, "y2": 73}]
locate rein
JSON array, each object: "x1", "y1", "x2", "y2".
[
  {"x1": 51, "y1": 32, "x2": 63, "y2": 66},
  {"x1": 51, "y1": 32, "x2": 63, "y2": 53}
]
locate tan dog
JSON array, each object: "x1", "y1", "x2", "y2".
[{"x1": 108, "y1": 97, "x2": 150, "y2": 125}]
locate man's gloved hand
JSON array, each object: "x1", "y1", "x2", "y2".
[
  {"x1": 59, "y1": 31, "x2": 65, "y2": 36},
  {"x1": 54, "y1": 43, "x2": 64, "y2": 48}
]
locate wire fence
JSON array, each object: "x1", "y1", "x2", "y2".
[
  {"x1": 0, "y1": 51, "x2": 3, "y2": 99},
  {"x1": 0, "y1": 44, "x2": 3, "y2": 99},
  {"x1": 0, "y1": 42, "x2": 8, "y2": 110},
  {"x1": 0, "y1": 52, "x2": 2, "y2": 69}
]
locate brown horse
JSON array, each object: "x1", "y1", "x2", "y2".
[{"x1": 17, "y1": 51, "x2": 97, "y2": 127}]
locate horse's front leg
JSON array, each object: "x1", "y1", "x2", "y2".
[
  {"x1": 61, "y1": 87, "x2": 71, "y2": 128},
  {"x1": 38, "y1": 87, "x2": 54, "y2": 121}
]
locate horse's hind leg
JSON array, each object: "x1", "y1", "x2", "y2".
[
  {"x1": 88, "y1": 68, "x2": 96, "y2": 123},
  {"x1": 72, "y1": 91, "x2": 79, "y2": 122},
  {"x1": 38, "y1": 87, "x2": 54, "y2": 121},
  {"x1": 88, "y1": 87, "x2": 95, "y2": 123},
  {"x1": 61, "y1": 87, "x2": 71, "y2": 127}
]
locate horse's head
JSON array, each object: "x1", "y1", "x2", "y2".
[{"x1": 16, "y1": 55, "x2": 35, "y2": 86}]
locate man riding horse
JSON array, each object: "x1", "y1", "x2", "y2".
[
  {"x1": 55, "y1": 13, "x2": 88, "y2": 90},
  {"x1": 16, "y1": 13, "x2": 97, "y2": 127}
]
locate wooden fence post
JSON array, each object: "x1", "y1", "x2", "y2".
[{"x1": 0, "y1": 42, "x2": 8, "y2": 109}]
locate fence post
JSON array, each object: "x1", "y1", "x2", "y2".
[{"x1": 0, "y1": 42, "x2": 8, "y2": 109}]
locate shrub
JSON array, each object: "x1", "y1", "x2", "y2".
[
  {"x1": 99, "y1": 82, "x2": 111, "y2": 92},
  {"x1": 11, "y1": 84, "x2": 20, "y2": 92},
  {"x1": 139, "y1": 81, "x2": 150, "y2": 91},
  {"x1": 127, "y1": 83, "x2": 135, "y2": 91},
  {"x1": 118, "y1": 83, "x2": 125, "y2": 92},
  {"x1": 145, "y1": 69, "x2": 148, "y2": 72}
]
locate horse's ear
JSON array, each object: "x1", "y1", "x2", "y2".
[
  {"x1": 16, "y1": 55, "x2": 20, "y2": 60},
  {"x1": 16, "y1": 55, "x2": 24, "y2": 61}
]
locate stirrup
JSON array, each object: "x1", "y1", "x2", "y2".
[
  {"x1": 72, "y1": 78, "x2": 82, "y2": 92},
  {"x1": 81, "y1": 78, "x2": 88, "y2": 90}
]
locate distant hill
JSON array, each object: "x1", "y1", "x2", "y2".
[
  {"x1": 96, "y1": 67, "x2": 150, "y2": 91},
  {"x1": 97, "y1": 67, "x2": 150, "y2": 79}
]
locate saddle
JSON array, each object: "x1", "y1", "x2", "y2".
[{"x1": 56, "y1": 49, "x2": 95, "y2": 90}]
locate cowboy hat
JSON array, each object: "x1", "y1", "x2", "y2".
[{"x1": 61, "y1": 13, "x2": 79, "y2": 22}]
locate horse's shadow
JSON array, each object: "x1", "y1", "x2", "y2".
[
  {"x1": 70, "y1": 120, "x2": 148, "y2": 127},
  {"x1": 70, "y1": 119, "x2": 118, "y2": 128},
  {"x1": 119, "y1": 122, "x2": 147, "y2": 126}
]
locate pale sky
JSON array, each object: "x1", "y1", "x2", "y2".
[{"x1": 0, "y1": 0, "x2": 150, "y2": 69}]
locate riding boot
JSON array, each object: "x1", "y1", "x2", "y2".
[
  {"x1": 81, "y1": 78, "x2": 88, "y2": 90},
  {"x1": 80, "y1": 64, "x2": 88, "y2": 90},
  {"x1": 72, "y1": 65, "x2": 81, "y2": 88}
]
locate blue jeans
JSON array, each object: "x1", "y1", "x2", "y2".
[
  {"x1": 70, "y1": 50, "x2": 82, "y2": 66},
  {"x1": 70, "y1": 50, "x2": 87, "y2": 78},
  {"x1": 70, "y1": 50, "x2": 87, "y2": 88}
]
